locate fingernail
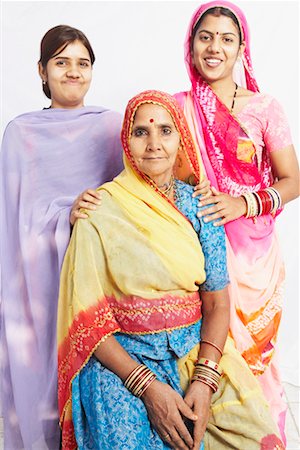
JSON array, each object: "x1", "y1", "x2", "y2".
[
  {"x1": 198, "y1": 202, "x2": 202, "y2": 207},
  {"x1": 197, "y1": 212, "x2": 202, "y2": 217},
  {"x1": 192, "y1": 193, "x2": 196, "y2": 198},
  {"x1": 96, "y1": 200, "x2": 101, "y2": 205},
  {"x1": 193, "y1": 414, "x2": 198, "y2": 420},
  {"x1": 203, "y1": 218, "x2": 208, "y2": 223},
  {"x1": 92, "y1": 206, "x2": 97, "y2": 210}
]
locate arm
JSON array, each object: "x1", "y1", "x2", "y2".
[
  {"x1": 94, "y1": 335, "x2": 197, "y2": 450},
  {"x1": 184, "y1": 214, "x2": 230, "y2": 450}
]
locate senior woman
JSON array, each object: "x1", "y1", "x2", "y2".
[{"x1": 58, "y1": 91, "x2": 283, "y2": 450}]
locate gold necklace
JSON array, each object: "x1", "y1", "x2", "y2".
[{"x1": 158, "y1": 175, "x2": 174, "y2": 197}]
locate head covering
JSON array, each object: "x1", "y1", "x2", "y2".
[
  {"x1": 57, "y1": 91, "x2": 206, "y2": 449},
  {"x1": 184, "y1": 0, "x2": 259, "y2": 92},
  {"x1": 0, "y1": 106, "x2": 123, "y2": 449}
]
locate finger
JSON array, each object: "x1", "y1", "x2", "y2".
[
  {"x1": 73, "y1": 211, "x2": 89, "y2": 220},
  {"x1": 192, "y1": 189, "x2": 212, "y2": 198},
  {"x1": 198, "y1": 196, "x2": 220, "y2": 207},
  {"x1": 213, "y1": 217, "x2": 228, "y2": 226},
  {"x1": 202, "y1": 211, "x2": 225, "y2": 223},
  {"x1": 197, "y1": 205, "x2": 220, "y2": 218},
  {"x1": 82, "y1": 193, "x2": 102, "y2": 204},
  {"x1": 177, "y1": 398, "x2": 198, "y2": 422},
  {"x1": 78, "y1": 200, "x2": 97, "y2": 210},
  {"x1": 192, "y1": 419, "x2": 205, "y2": 450},
  {"x1": 86, "y1": 189, "x2": 102, "y2": 199},
  {"x1": 199, "y1": 190, "x2": 213, "y2": 200},
  {"x1": 169, "y1": 428, "x2": 190, "y2": 450},
  {"x1": 211, "y1": 186, "x2": 220, "y2": 195},
  {"x1": 175, "y1": 421, "x2": 194, "y2": 449}
]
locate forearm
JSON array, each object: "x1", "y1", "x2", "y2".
[
  {"x1": 94, "y1": 334, "x2": 139, "y2": 381},
  {"x1": 271, "y1": 177, "x2": 299, "y2": 205},
  {"x1": 198, "y1": 288, "x2": 230, "y2": 363}
]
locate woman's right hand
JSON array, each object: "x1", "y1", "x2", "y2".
[
  {"x1": 70, "y1": 189, "x2": 102, "y2": 225},
  {"x1": 141, "y1": 380, "x2": 197, "y2": 450}
]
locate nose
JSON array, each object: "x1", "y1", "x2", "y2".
[
  {"x1": 146, "y1": 133, "x2": 161, "y2": 152},
  {"x1": 66, "y1": 63, "x2": 80, "y2": 78},
  {"x1": 208, "y1": 36, "x2": 221, "y2": 53}
]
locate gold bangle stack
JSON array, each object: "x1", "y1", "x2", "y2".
[
  {"x1": 124, "y1": 364, "x2": 156, "y2": 398},
  {"x1": 192, "y1": 358, "x2": 222, "y2": 393}
]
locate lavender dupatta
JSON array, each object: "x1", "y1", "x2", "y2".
[{"x1": 0, "y1": 106, "x2": 123, "y2": 449}]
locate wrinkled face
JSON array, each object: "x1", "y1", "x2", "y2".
[
  {"x1": 192, "y1": 14, "x2": 244, "y2": 83},
  {"x1": 130, "y1": 103, "x2": 180, "y2": 184},
  {"x1": 39, "y1": 40, "x2": 92, "y2": 109}
]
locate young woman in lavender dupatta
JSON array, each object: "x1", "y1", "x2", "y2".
[
  {"x1": 0, "y1": 25, "x2": 124, "y2": 450},
  {"x1": 174, "y1": 1, "x2": 299, "y2": 442}
]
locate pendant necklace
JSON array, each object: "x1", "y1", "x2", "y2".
[{"x1": 230, "y1": 83, "x2": 238, "y2": 113}]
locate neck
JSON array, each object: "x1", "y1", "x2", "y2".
[
  {"x1": 207, "y1": 78, "x2": 236, "y2": 97},
  {"x1": 149, "y1": 172, "x2": 173, "y2": 188}
]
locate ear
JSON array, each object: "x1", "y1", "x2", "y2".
[
  {"x1": 238, "y1": 42, "x2": 246, "y2": 57},
  {"x1": 38, "y1": 62, "x2": 47, "y2": 83}
]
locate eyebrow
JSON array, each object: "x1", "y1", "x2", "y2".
[
  {"x1": 52, "y1": 56, "x2": 91, "y2": 62},
  {"x1": 198, "y1": 29, "x2": 237, "y2": 37},
  {"x1": 132, "y1": 123, "x2": 173, "y2": 130}
]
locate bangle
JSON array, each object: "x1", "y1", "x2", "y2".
[
  {"x1": 197, "y1": 358, "x2": 222, "y2": 375},
  {"x1": 124, "y1": 364, "x2": 157, "y2": 398},
  {"x1": 192, "y1": 364, "x2": 221, "y2": 393},
  {"x1": 200, "y1": 339, "x2": 223, "y2": 356}
]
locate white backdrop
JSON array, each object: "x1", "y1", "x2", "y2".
[{"x1": 1, "y1": 1, "x2": 299, "y2": 385}]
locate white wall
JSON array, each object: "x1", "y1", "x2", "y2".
[{"x1": 1, "y1": 1, "x2": 299, "y2": 384}]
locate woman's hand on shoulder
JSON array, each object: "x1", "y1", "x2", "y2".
[
  {"x1": 70, "y1": 189, "x2": 102, "y2": 225},
  {"x1": 141, "y1": 380, "x2": 197, "y2": 450},
  {"x1": 197, "y1": 187, "x2": 246, "y2": 226},
  {"x1": 184, "y1": 381, "x2": 213, "y2": 450},
  {"x1": 192, "y1": 177, "x2": 211, "y2": 199}
]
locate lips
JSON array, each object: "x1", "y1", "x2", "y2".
[{"x1": 204, "y1": 58, "x2": 223, "y2": 67}]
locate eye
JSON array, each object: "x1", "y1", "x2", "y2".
[
  {"x1": 162, "y1": 127, "x2": 172, "y2": 135},
  {"x1": 199, "y1": 33, "x2": 211, "y2": 42},
  {"x1": 133, "y1": 128, "x2": 147, "y2": 137},
  {"x1": 223, "y1": 37, "x2": 234, "y2": 43},
  {"x1": 80, "y1": 61, "x2": 90, "y2": 68},
  {"x1": 56, "y1": 60, "x2": 67, "y2": 66}
]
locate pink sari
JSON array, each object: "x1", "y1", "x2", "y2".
[{"x1": 174, "y1": 0, "x2": 286, "y2": 441}]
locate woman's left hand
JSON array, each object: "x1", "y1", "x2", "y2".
[
  {"x1": 184, "y1": 382, "x2": 212, "y2": 450},
  {"x1": 197, "y1": 187, "x2": 246, "y2": 226}
]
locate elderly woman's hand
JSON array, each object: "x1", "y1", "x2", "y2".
[
  {"x1": 197, "y1": 187, "x2": 247, "y2": 226},
  {"x1": 184, "y1": 382, "x2": 212, "y2": 450},
  {"x1": 192, "y1": 177, "x2": 212, "y2": 199},
  {"x1": 70, "y1": 189, "x2": 102, "y2": 226},
  {"x1": 141, "y1": 380, "x2": 197, "y2": 450}
]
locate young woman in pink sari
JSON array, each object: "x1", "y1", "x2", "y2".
[{"x1": 174, "y1": 1, "x2": 299, "y2": 442}]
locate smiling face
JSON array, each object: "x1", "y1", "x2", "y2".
[
  {"x1": 192, "y1": 13, "x2": 244, "y2": 84},
  {"x1": 130, "y1": 104, "x2": 181, "y2": 186},
  {"x1": 39, "y1": 40, "x2": 92, "y2": 109}
]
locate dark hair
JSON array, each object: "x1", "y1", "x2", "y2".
[
  {"x1": 38, "y1": 25, "x2": 95, "y2": 99},
  {"x1": 191, "y1": 7, "x2": 242, "y2": 47}
]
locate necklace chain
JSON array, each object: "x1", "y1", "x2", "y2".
[
  {"x1": 157, "y1": 175, "x2": 174, "y2": 197},
  {"x1": 230, "y1": 83, "x2": 238, "y2": 113}
]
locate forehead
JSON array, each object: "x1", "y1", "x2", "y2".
[
  {"x1": 134, "y1": 103, "x2": 175, "y2": 124},
  {"x1": 197, "y1": 13, "x2": 239, "y2": 33},
  {"x1": 53, "y1": 40, "x2": 90, "y2": 59}
]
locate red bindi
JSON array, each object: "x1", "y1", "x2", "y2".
[{"x1": 149, "y1": 118, "x2": 154, "y2": 123}]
